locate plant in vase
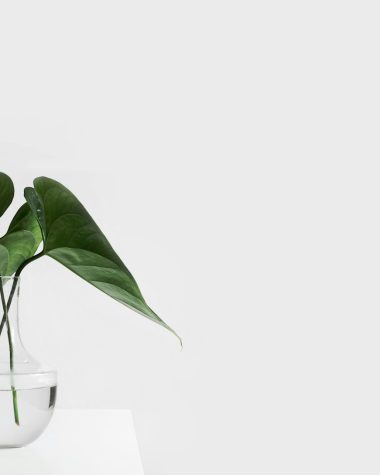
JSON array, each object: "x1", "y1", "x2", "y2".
[{"x1": 0, "y1": 172, "x2": 180, "y2": 448}]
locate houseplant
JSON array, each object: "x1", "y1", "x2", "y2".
[{"x1": 0, "y1": 172, "x2": 180, "y2": 447}]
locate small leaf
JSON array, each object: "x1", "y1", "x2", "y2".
[
  {"x1": 0, "y1": 203, "x2": 43, "y2": 275},
  {"x1": 0, "y1": 177, "x2": 41, "y2": 276},
  {"x1": 33, "y1": 176, "x2": 180, "y2": 343},
  {"x1": 8, "y1": 202, "x2": 42, "y2": 253},
  {"x1": 0, "y1": 231, "x2": 36, "y2": 275},
  {"x1": 0, "y1": 173, "x2": 14, "y2": 218}
]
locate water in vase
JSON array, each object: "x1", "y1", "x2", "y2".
[
  {"x1": 0, "y1": 386, "x2": 57, "y2": 447},
  {"x1": 0, "y1": 277, "x2": 57, "y2": 447}
]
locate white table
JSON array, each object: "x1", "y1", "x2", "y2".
[{"x1": 0, "y1": 410, "x2": 145, "y2": 474}]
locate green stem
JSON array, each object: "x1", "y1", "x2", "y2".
[
  {"x1": 0, "y1": 279, "x2": 19, "y2": 425},
  {"x1": 0, "y1": 251, "x2": 43, "y2": 426},
  {"x1": 12, "y1": 386, "x2": 19, "y2": 424},
  {"x1": 0, "y1": 252, "x2": 44, "y2": 338},
  {"x1": 0, "y1": 278, "x2": 18, "y2": 337}
]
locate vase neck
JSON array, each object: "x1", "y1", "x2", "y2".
[{"x1": 0, "y1": 277, "x2": 24, "y2": 360}]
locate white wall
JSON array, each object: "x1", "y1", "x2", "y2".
[{"x1": 1, "y1": 1, "x2": 379, "y2": 474}]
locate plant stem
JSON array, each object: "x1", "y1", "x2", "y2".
[
  {"x1": 12, "y1": 386, "x2": 19, "y2": 424},
  {"x1": 0, "y1": 251, "x2": 44, "y2": 338},
  {"x1": 0, "y1": 277, "x2": 18, "y2": 337},
  {"x1": 0, "y1": 279, "x2": 19, "y2": 425},
  {"x1": 0, "y1": 252, "x2": 44, "y2": 425}
]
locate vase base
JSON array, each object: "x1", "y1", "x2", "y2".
[{"x1": 0, "y1": 385, "x2": 57, "y2": 447}]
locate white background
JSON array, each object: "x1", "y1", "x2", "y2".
[{"x1": 0, "y1": 1, "x2": 379, "y2": 474}]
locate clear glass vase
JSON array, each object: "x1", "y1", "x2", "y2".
[{"x1": 0, "y1": 277, "x2": 57, "y2": 448}]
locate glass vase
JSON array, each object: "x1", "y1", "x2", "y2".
[{"x1": 0, "y1": 276, "x2": 57, "y2": 448}]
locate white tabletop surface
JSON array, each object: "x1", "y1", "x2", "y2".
[{"x1": 0, "y1": 410, "x2": 145, "y2": 474}]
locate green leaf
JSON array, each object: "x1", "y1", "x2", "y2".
[
  {"x1": 0, "y1": 174, "x2": 41, "y2": 276},
  {"x1": 33, "y1": 177, "x2": 181, "y2": 344},
  {"x1": 0, "y1": 172, "x2": 14, "y2": 218},
  {"x1": 8, "y1": 202, "x2": 43, "y2": 253},
  {"x1": 0, "y1": 231, "x2": 36, "y2": 275},
  {"x1": 0, "y1": 203, "x2": 43, "y2": 276},
  {"x1": 24, "y1": 187, "x2": 46, "y2": 240},
  {"x1": 0, "y1": 245, "x2": 9, "y2": 275}
]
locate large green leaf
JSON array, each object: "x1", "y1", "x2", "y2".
[
  {"x1": 0, "y1": 173, "x2": 14, "y2": 218},
  {"x1": 32, "y1": 177, "x2": 180, "y2": 343}
]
